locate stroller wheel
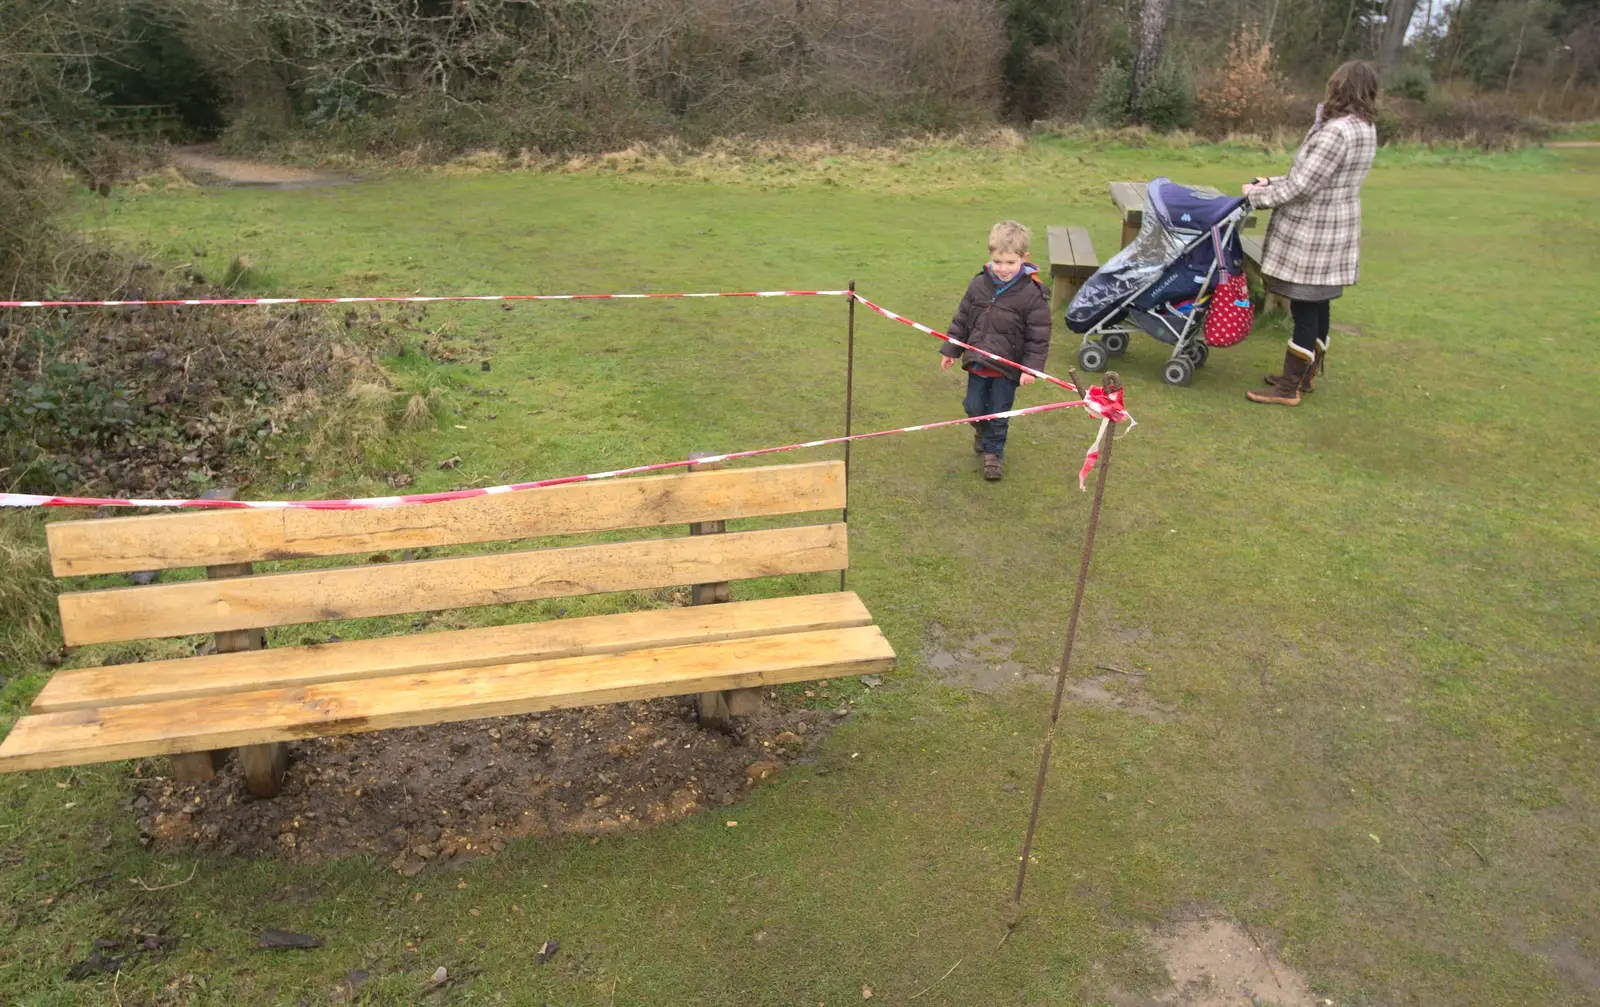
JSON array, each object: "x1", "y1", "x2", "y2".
[
  {"x1": 1102, "y1": 331, "x2": 1129, "y2": 356},
  {"x1": 1077, "y1": 342, "x2": 1109, "y2": 373},
  {"x1": 1161, "y1": 357, "x2": 1194, "y2": 386},
  {"x1": 1183, "y1": 341, "x2": 1210, "y2": 368}
]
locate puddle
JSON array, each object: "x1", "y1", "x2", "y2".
[
  {"x1": 1110, "y1": 917, "x2": 1320, "y2": 1006},
  {"x1": 924, "y1": 623, "x2": 1052, "y2": 695},
  {"x1": 1067, "y1": 670, "x2": 1175, "y2": 722},
  {"x1": 925, "y1": 623, "x2": 1173, "y2": 720}
]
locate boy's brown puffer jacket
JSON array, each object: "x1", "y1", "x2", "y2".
[{"x1": 939, "y1": 265, "x2": 1052, "y2": 380}]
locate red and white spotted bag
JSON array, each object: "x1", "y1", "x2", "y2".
[{"x1": 1204, "y1": 227, "x2": 1254, "y2": 348}]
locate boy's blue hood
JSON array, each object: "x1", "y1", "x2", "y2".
[{"x1": 984, "y1": 262, "x2": 1040, "y2": 281}]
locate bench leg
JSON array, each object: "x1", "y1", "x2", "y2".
[
  {"x1": 170, "y1": 750, "x2": 224, "y2": 783},
  {"x1": 686, "y1": 452, "x2": 764, "y2": 731},
  {"x1": 240, "y1": 743, "x2": 289, "y2": 798}
]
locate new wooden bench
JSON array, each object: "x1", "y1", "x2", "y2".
[
  {"x1": 1108, "y1": 180, "x2": 1257, "y2": 249},
  {"x1": 1047, "y1": 225, "x2": 1100, "y2": 315},
  {"x1": 1239, "y1": 234, "x2": 1289, "y2": 315},
  {"x1": 0, "y1": 460, "x2": 895, "y2": 798}
]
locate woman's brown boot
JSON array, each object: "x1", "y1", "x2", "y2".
[{"x1": 1247, "y1": 350, "x2": 1311, "y2": 406}]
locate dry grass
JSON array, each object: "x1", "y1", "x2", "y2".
[{"x1": 0, "y1": 510, "x2": 56, "y2": 668}]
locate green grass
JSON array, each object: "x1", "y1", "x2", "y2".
[{"x1": 2, "y1": 139, "x2": 1597, "y2": 1005}]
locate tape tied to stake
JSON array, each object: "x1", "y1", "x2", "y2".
[
  {"x1": 0, "y1": 289, "x2": 853, "y2": 309},
  {"x1": 0, "y1": 285, "x2": 1131, "y2": 509},
  {"x1": 0, "y1": 397, "x2": 1119, "y2": 510}
]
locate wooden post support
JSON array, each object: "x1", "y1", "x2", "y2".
[
  {"x1": 687, "y1": 454, "x2": 761, "y2": 730},
  {"x1": 167, "y1": 487, "x2": 287, "y2": 797}
]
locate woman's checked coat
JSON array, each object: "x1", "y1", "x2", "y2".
[{"x1": 1248, "y1": 114, "x2": 1378, "y2": 287}]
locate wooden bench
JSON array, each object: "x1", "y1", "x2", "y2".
[
  {"x1": 0, "y1": 460, "x2": 895, "y2": 797},
  {"x1": 1108, "y1": 180, "x2": 1257, "y2": 249},
  {"x1": 1239, "y1": 234, "x2": 1289, "y2": 315},
  {"x1": 1046, "y1": 226, "x2": 1100, "y2": 315}
]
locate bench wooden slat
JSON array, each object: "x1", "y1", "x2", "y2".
[
  {"x1": 0, "y1": 626, "x2": 896, "y2": 772},
  {"x1": 36, "y1": 593, "x2": 874, "y2": 713},
  {"x1": 57, "y1": 523, "x2": 848, "y2": 647},
  {"x1": 46, "y1": 461, "x2": 845, "y2": 577}
]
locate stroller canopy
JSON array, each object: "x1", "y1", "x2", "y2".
[{"x1": 1147, "y1": 177, "x2": 1249, "y2": 232}]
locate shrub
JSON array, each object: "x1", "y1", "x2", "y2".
[
  {"x1": 1196, "y1": 26, "x2": 1285, "y2": 134},
  {"x1": 1089, "y1": 60, "x2": 1133, "y2": 127},
  {"x1": 1136, "y1": 61, "x2": 1195, "y2": 131},
  {"x1": 1387, "y1": 65, "x2": 1434, "y2": 104}
]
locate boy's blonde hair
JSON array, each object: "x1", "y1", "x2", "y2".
[{"x1": 988, "y1": 220, "x2": 1031, "y2": 257}]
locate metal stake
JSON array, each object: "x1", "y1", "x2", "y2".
[
  {"x1": 1011, "y1": 371, "x2": 1122, "y2": 908},
  {"x1": 841, "y1": 281, "x2": 856, "y2": 592}
]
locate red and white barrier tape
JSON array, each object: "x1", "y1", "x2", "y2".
[
  {"x1": 0, "y1": 289, "x2": 851, "y2": 309},
  {"x1": 0, "y1": 397, "x2": 1119, "y2": 510},
  {"x1": 847, "y1": 292, "x2": 1132, "y2": 487}
]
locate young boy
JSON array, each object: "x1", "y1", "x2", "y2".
[{"x1": 939, "y1": 220, "x2": 1052, "y2": 481}]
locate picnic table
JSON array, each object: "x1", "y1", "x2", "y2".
[{"x1": 1108, "y1": 181, "x2": 1257, "y2": 249}]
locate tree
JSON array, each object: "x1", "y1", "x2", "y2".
[
  {"x1": 1377, "y1": 0, "x2": 1420, "y2": 75},
  {"x1": 1129, "y1": 0, "x2": 1171, "y2": 119}
]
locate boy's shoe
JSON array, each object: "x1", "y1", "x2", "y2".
[{"x1": 982, "y1": 453, "x2": 1003, "y2": 481}]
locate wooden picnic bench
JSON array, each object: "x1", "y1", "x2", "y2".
[
  {"x1": 1046, "y1": 226, "x2": 1100, "y2": 315},
  {"x1": 0, "y1": 460, "x2": 895, "y2": 798},
  {"x1": 1108, "y1": 181, "x2": 1256, "y2": 248},
  {"x1": 1239, "y1": 234, "x2": 1289, "y2": 315}
]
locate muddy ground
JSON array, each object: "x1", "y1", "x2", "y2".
[{"x1": 132, "y1": 693, "x2": 849, "y2": 869}]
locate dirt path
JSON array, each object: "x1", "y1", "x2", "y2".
[
  {"x1": 170, "y1": 145, "x2": 351, "y2": 188},
  {"x1": 1546, "y1": 140, "x2": 1600, "y2": 149}
]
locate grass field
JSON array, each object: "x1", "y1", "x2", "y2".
[{"x1": 2, "y1": 136, "x2": 1597, "y2": 1005}]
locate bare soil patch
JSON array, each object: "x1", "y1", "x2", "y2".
[
  {"x1": 1109, "y1": 916, "x2": 1320, "y2": 1006},
  {"x1": 170, "y1": 145, "x2": 351, "y2": 189},
  {"x1": 129, "y1": 696, "x2": 838, "y2": 868}
]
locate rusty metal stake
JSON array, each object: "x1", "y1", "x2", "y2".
[
  {"x1": 841, "y1": 280, "x2": 856, "y2": 592},
  {"x1": 1011, "y1": 371, "x2": 1122, "y2": 909}
]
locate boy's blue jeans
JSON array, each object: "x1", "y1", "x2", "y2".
[{"x1": 963, "y1": 372, "x2": 1019, "y2": 457}]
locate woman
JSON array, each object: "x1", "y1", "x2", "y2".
[{"x1": 1242, "y1": 61, "x2": 1379, "y2": 406}]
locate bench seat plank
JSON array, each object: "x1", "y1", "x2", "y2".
[
  {"x1": 59, "y1": 523, "x2": 848, "y2": 647},
  {"x1": 0, "y1": 626, "x2": 896, "y2": 772},
  {"x1": 47, "y1": 461, "x2": 846, "y2": 577},
  {"x1": 35, "y1": 593, "x2": 875, "y2": 713}
]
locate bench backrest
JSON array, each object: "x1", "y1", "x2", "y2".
[{"x1": 47, "y1": 460, "x2": 847, "y2": 647}]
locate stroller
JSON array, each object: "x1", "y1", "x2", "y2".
[{"x1": 1066, "y1": 178, "x2": 1251, "y2": 386}]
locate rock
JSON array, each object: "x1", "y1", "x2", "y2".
[
  {"x1": 65, "y1": 949, "x2": 122, "y2": 980},
  {"x1": 860, "y1": 674, "x2": 883, "y2": 688},
  {"x1": 1002, "y1": 783, "x2": 1018, "y2": 793},
  {"x1": 588, "y1": 794, "x2": 612, "y2": 809},
  {"x1": 833, "y1": 706, "x2": 850, "y2": 719},
  {"x1": 773, "y1": 732, "x2": 802, "y2": 748},
  {"x1": 429, "y1": 965, "x2": 448, "y2": 985},
  {"x1": 746, "y1": 761, "x2": 782, "y2": 786},
  {"x1": 437, "y1": 456, "x2": 462, "y2": 471}
]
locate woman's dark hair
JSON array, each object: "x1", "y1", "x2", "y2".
[{"x1": 1323, "y1": 61, "x2": 1379, "y2": 122}]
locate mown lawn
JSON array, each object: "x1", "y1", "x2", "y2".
[{"x1": 1, "y1": 137, "x2": 1596, "y2": 1005}]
